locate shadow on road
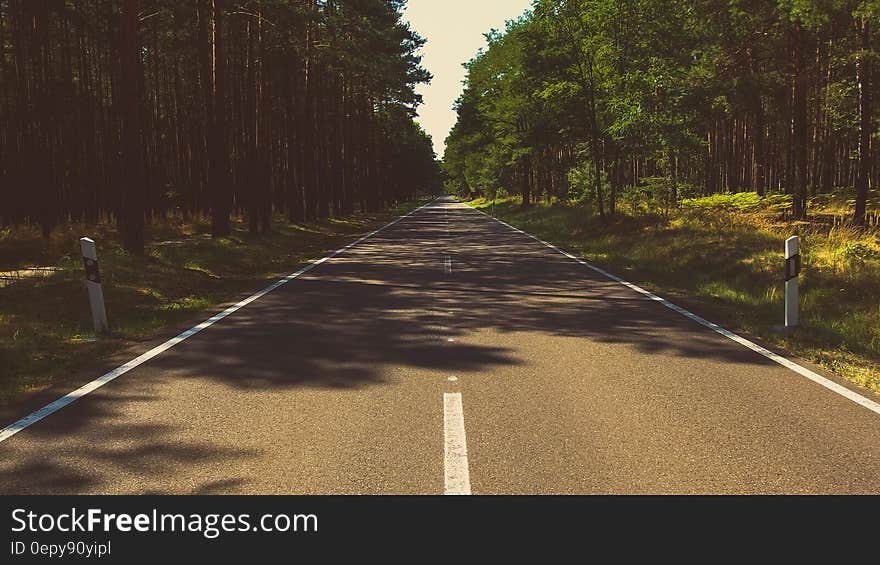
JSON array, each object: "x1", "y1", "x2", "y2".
[{"x1": 0, "y1": 201, "x2": 779, "y2": 493}]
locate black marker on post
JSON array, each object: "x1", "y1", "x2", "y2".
[
  {"x1": 80, "y1": 237, "x2": 109, "y2": 334},
  {"x1": 784, "y1": 236, "x2": 800, "y2": 328}
]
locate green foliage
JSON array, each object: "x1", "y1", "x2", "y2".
[
  {"x1": 837, "y1": 242, "x2": 880, "y2": 265},
  {"x1": 566, "y1": 160, "x2": 607, "y2": 202},
  {"x1": 444, "y1": 0, "x2": 879, "y2": 223},
  {"x1": 637, "y1": 177, "x2": 677, "y2": 213},
  {"x1": 683, "y1": 192, "x2": 762, "y2": 212},
  {"x1": 681, "y1": 192, "x2": 795, "y2": 213}
]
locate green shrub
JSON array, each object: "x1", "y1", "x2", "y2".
[
  {"x1": 836, "y1": 242, "x2": 880, "y2": 265},
  {"x1": 682, "y1": 192, "x2": 760, "y2": 211},
  {"x1": 566, "y1": 160, "x2": 608, "y2": 203},
  {"x1": 680, "y1": 192, "x2": 793, "y2": 213}
]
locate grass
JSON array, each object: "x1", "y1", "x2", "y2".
[
  {"x1": 468, "y1": 192, "x2": 880, "y2": 394},
  {"x1": 0, "y1": 200, "x2": 426, "y2": 405}
]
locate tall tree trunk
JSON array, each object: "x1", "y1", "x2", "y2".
[
  {"x1": 790, "y1": 22, "x2": 809, "y2": 219},
  {"x1": 854, "y1": 16, "x2": 872, "y2": 226},
  {"x1": 209, "y1": 0, "x2": 231, "y2": 236},
  {"x1": 258, "y1": 9, "x2": 272, "y2": 233},
  {"x1": 754, "y1": 101, "x2": 766, "y2": 196},
  {"x1": 247, "y1": 17, "x2": 259, "y2": 234},
  {"x1": 31, "y1": 0, "x2": 55, "y2": 238},
  {"x1": 120, "y1": 0, "x2": 145, "y2": 253},
  {"x1": 287, "y1": 63, "x2": 304, "y2": 223},
  {"x1": 593, "y1": 141, "x2": 605, "y2": 219}
]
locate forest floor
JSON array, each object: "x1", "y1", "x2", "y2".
[
  {"x1": 0, "y1": 200, "x2": 426, "y2": 406},
  {"x1": 468, "y1": 192, "x2": 880, "y2": 394}
]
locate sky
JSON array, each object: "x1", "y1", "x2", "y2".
[{"x1": 402, "y1": 0, "x2": 534, "y2": 158}]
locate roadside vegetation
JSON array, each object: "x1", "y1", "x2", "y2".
[
  {"x1": 0, "y1": 201, "x2": 424, "y2": 405},
  {"x1": 468, "y1": 191, "x2": 880, "y2": 393}
]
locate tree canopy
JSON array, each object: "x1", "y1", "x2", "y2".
[{"x1": 444, "y1": 0, "x2": 879, "y2": 224}]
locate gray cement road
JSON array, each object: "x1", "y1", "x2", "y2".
[{"x1": 1, "y1": 197, "x2": 879, "y2": 494}]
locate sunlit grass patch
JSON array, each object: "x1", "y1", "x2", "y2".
[
  {"x1": 133, "y1": 287, "x2": 164, "y2": 300},
  {"x1": 697, "y1": 281, "x2": 770, "y2": 307},
  {"x1": 810, "y1": 351, "x2": 880, "y2": 392},
  {"x1": 159, "y1": 296, "x2": 212, "y2": 312}
]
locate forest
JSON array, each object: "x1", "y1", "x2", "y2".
[
  {"x1": 0, "y1": 0, "x2": 440, "y2": 254},
  {"x1": 444, "y1": 0, "x2": 878, "y2": 225}
]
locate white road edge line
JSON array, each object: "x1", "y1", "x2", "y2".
[
  {"x1": 470, "y1": 203, "x2": 880, "y2": 417},
  {"x1": 443, "y1": 392, "x2": 472, "y2": 495},
  {"x1": 0, "y1": 198, "x2": 442, "y2": 444}
]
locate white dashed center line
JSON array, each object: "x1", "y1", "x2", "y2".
[{"x1": 443, "y1": 392, "x2": 471, "y2": 495}]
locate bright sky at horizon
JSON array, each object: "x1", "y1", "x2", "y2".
[{"x1": 403, "y1": 0, "x2": 533, "y2": 158}]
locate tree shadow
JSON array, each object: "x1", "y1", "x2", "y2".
[
  {"x1": 0, "y1": 398, "x2": 258, "y2": 494},
  {"x1": 0, "y1": 199, "x2": 785, "y2": 494}
]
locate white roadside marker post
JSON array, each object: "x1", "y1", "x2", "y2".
[
  {"x1": 784, "y1": 236, "x2": 800, "y2": 328},
  {"x1": 80, "y1": 237, "x2": 109, "y2": 334}
]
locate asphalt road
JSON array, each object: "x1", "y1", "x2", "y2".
[{"x1": 1, "y1": 197, "x2": 879, "y2": 494}]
